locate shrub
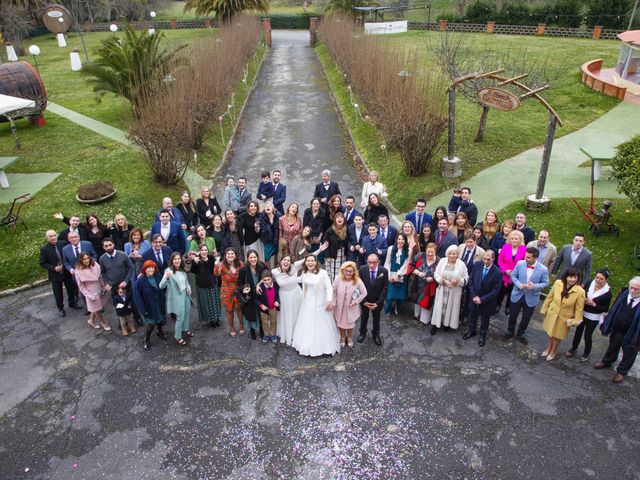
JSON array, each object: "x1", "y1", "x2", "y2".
[
  {"x1": 269, "y1": 14, "x2": 317, "y2": 29},
  {"x1": 464, "y1": 1, "x2": 496, "y2": 23},
  {"x1": 611, "y1": 135, "x2": 640, "y2": 210},
  {"x1": 545, "y1": 0, "x2": 583, "y2": 28},
  {"x1": 77, "y1": 181, "x2": 115, "y2": 201},
  {"x1": 319, "y1": 15, "x2": 447, "y2": 176},
  {"x1": 586, "y1": 0, "x2": 632, "y2": 29}
]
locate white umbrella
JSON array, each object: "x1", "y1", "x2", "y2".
[{"x1": 0, "y1": 94, "x2": 36, "y2": 150}]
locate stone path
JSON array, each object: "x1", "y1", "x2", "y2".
[
  {"x1": 214, "y1": 30, "x2": 362, "y2": 206},
  {"x1": 427, "y1": 101, "x2": 640, "y2": 217}
]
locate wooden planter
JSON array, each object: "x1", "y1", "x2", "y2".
[{"x1": 76, "y1": 189, "x2": 117, "y2": 204}]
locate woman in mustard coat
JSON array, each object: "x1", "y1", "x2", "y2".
[{"x1": 540, "y1": 267, "x2": 585, "y2": 362}]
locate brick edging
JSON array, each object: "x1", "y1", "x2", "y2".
[{"x1": 0, "y1": 279, "x2": 48, "y2": 298}]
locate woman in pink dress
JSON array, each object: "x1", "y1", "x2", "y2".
[
  {"x1": 330, "y1": 261, "x2": 367, "y2": 349},
  {"x1": 75, "y1": 252, "x2": 110, "y2": 330},
  {"x1": 278, "y1": 203, "x2": 302, "y2": 261},
  {"x1": 497, "y1": 230, "x2": 527, "y2": 315}
]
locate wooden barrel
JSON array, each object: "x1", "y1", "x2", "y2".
[{"x1": 0, "y1": 61, "x2": 48, "y2": 122}]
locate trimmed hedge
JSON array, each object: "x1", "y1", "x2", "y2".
[{"x1": 268, "y1": 14, "x2": 321, "y2": 29}]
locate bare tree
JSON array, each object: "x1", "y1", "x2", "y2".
[
  {"x1": 427, "y1": 32, "x2": 561, "y2": 142},
  {"x1": 0, "y1": 3, "x2": 32, "y2": 50}
]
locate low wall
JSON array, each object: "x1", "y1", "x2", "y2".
[{"x1": 581, "y1": 59, "x2": 627, "y2": 100}]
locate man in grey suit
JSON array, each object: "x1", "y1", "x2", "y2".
[
  {"x1": 237, "y1": 177, "x2": 252, "y2": 215},
  {"x1": 552, "y1": 232, "x2": 592, "y2": 286},
  {"x1": 526, "y1": 229, "x2": 557, "y2": 272}
]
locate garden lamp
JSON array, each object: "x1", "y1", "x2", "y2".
[{"x1": 28, "y1": 45, "x2": 41, "y2": 76}]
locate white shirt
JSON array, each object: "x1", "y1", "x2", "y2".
[
  {"x1": 570, "y1": 247, "x2": 582, "y2": 264},
  {"x1": 628, "y1": 294, "x2": 640, "y2": 309},
  {"x1": 526, "y1": 264, "x2": 535, "y2": 282},
  {"x1": 160, "y1": 222, "x2": 170, "y2": 240}
]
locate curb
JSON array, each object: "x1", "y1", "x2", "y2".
[
  {"x1": 210, "y1": 43, "x2": 269, "y2": 183},
  {"x1": 313, "y1": 45, "x2": 404, "y2": 227},
  {"x1": 0, "y1": 279, "x2": 48, "y2": 298}
]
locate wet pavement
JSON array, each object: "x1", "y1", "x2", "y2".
[
  {"x1": 1, "y1": 283, "x2": 639, "y2": 479},
  {"x1": 3, "y1": 30, "x2": 640, "y2": 480},
  {"x1": 214, "y1": 30, "x2": 363, "y2": 208}
]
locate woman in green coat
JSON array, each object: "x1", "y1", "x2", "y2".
[
  {"x1": 160, "y1": 252, "x2": 192, "y2": 346},
  {"x1": 188, "y1": 224, "x2": 216, "y2": 255}
]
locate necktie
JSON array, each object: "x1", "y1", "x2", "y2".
[
  {"x1": 482, "y1": 268, "x2": 488, "y2": 280},
  {"x1": 630, "y1": 298, "x2": 634, "y2": 307},
  {"x1": 465, "y1": 250, "x2": 472, "y2": 264},
  {"x1": 74, "y1": 246, "x2": 79, "y2": 258},
  {"x1": 417, "y1": 214, "x2": 422, "y2": 231},
  {"x1": 156, "y1": 252, "x2": 162, "y2": 265},
  {"x1": 382, "y1": 229, "x2": 386, "y2": 239},
  {"x1": 370, "y1": 270, "x2": 376, "y2": 283}
]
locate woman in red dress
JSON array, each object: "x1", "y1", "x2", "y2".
[{"x1": 214, "y1": 247, "x2": 244, "y2": 337}]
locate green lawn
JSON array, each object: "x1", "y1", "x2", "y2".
[
  {"x1": 316, "y1": 31, "x2": 621, "y2": 212},
  {"x1": 0, "y1": 28, "x2": 262, "y2": 289},
  {"x1": 498, "y1": 198, "x2": 639, "y2": 294},
  {"x1": 155, "y1": 1, "x2": 322, "y2": 20}
]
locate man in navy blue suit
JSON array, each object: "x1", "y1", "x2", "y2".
[
  {"x1": 62, "y1": 231, "x2": 98, "y2": 311},
  {"x1": 404, "y1": 198, "x2": 432, "y2": 235},
  {"x1": 343, "y1": 196, "x2": 361, "y2": 226},
  {"x1": 463, "y1": 250, "x2": 503, "y2": 346},
  {"x1": 506, "y1": 247, "x2": 549, "y2": 344},
  {"x1": 151, "y1": 210, "x2": 187, "y2": 255},
  {"x1": 377, "y1": 214, "x2": 397, "y2": 245},
  {"x1": 141, "y1": 234, "x2": 173, "y2": 275},
  {"x1": 433, "y1": 218, "x2": 457, "y2": 258},
  {"x1": 272, "y1": 169, "x2": 286, "y2": 215},
  {"x1": 155, "y1": 197, "x2": 184, "y2": 226}
]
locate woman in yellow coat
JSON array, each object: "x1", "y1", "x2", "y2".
[{"x1": 540, "y1": 267, "x2": 585, "y2": 362}]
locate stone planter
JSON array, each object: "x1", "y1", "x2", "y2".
[{"x1": 76, "y1": 189, "x2": 116, "y2": 205}]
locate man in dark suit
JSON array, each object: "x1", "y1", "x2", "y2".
[
  {"x1": 594, "y1": 276, "x2": 640, "y2": 383},
  {"x1": 404, "y1": 198, "x2": 433, "y2": 234},
  {"x1": 141, "y1": 234, "x2": 173, "y2": 275},
  {"x1": 55, "y1": 214, "x2": 88, "y2": 247},
  {"x1": 237, "y1": 177, "x2": 252, "y2": 215},
  {"x1": 272, "y1": 169, "x2": 286, "y2": 215},
  {"x1": 514, "y1": 212, "x2": 535, "y2": 244},
  {"x1": 347, "y1": 214, "x2": 366, "y2": 264},
  {"x1": 343, "y1": 195, "x2": 361, "y2": 226},
  {"x1": 463, "y1": 250, "x2": 502, "y2": 346},
  {"x1": 361, "y1": 223, "x2": 387, "y2": 264},
  {"x1": 433, "y1": 218, "x2": 457, "y2": 258},
  {"x1": 151, "y1": 210, "x2": 187, "y2": 255},
  {"x1": 61, "y1": 231, "x2": 98, "y2": 312},
  {"x1": 155, "y1": 197, "x2": 184, "y2": 225},
  {"x1": 551, "y1": 232, "x2": 593, "y2": 287},
  {"x1": 358, "y1": 253, "x2": 388, "y2": 346},
  {"x1": 313, "y1": 169, "x2": 341, "y2": 205},
  {"x1": 39, "y1": 230, "x2": 77, "y2": 316},
  {"x1": 377, "y1": 214, "x2": 397, "y2": 245}
]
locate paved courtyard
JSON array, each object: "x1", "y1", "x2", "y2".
[{"x1": 1, "y1": 283, "x2": 639, "y2": 479}]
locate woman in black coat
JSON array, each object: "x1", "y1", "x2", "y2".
[
  {"x1": 565, "y1": 269, "x2": 613, "y2": 362},
  {"x1": 177, "y1": 191, "x2": 198, "y2": 234},
  {"x1": 134, "y1": 260, "x2": 167, "y2": 351},
  {"x1": 364, "y1": 193, "x2": 389, "y2": 225},
  {"x1": 237, "y1": 249, "x2": 266, "y2": 340},
  {"x1": 196, "y1": 186, "x2": 222, "y2": 226}
]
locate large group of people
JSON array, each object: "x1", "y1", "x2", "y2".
[{"x1": 38, "y1": 170, "x2": 640, "y2": 383}]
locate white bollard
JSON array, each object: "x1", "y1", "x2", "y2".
[
  {"x1": 6, "y1": 45, "x2": 18, "y2": 62},
  {"x1": 148, "y1": 28, "x2": 156, "y2": 35},
  {"x1": 57, "y1": 33, "x2": 67, "y2": 47},
  {"x1": 70, "y1": 49, "x2": 82, "y2": 71}
]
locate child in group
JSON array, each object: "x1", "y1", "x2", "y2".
[
  {"x1": 257, "y1": 171, "x2": 275, "y2": 206},
  {"x1": 257, "y1": 270, "x2": 280, "y2": 344},
  {"x1": 113, "y1": 285, "x2": 136, "y2": 336}
]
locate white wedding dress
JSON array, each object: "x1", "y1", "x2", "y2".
[
  {"x1": 291, "y1": 269, "x2": 341, "y2": 357},
  {"x1": 272, "y1": 261, "x2": 303, "y2": 346}
]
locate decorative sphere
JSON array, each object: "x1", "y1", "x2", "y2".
[
  {"x1": 28, "y1": 45, "x2": 40, "y2": 55},
  {"x1": 58, "y1": 17, "x2": 65, "y2": 23},
  {"x1": 109, "y1": 24, "x2": 118, "y2": 32},
  {"x1": 150, "y1": 11, "x2": 157, "y2": 18}
]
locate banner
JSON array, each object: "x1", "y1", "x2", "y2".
[{"x1": 364, "y1": 21, "x2": 408, "y2": 35}]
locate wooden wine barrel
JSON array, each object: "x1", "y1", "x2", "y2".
[{"x1": 0, "y1": 61, "x2": 48, "y2": 122}]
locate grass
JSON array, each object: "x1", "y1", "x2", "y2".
[
  {"x1": 498, "y1": 198, "x2": 639, "y2": 294},
  {"x1": 0, "y1": 28, "x2": 263, "y2": 289},
  {"x1": 316, "y1": 30, "x2": 621, "y2": 212},
  {"x1": 28, "y1": 28, "x2": 215, "y2": 129}
]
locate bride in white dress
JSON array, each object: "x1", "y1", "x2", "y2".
[
  {"x1": 271, "y1": 254, "x2": 303, "y2": 346},
  {"x1": 291, "y1": 254, "x2": 341, "y2": 357}
]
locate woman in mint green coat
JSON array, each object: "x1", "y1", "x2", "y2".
[{"x1": 160, "y1": 252, "x2": 192, "y2": 346}]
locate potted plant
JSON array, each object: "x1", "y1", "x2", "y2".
[{"x1": 76, "y1": 181, "x2": 116, "y2": 204}]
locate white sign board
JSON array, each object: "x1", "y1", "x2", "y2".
[{"x1": 364, "y1": 21, "x2": 408, "y2": 35}]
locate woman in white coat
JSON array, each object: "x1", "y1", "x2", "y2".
[
  {"x1": 291, "y1": 253, "x2": 340, "y2": 357},
  {"x1": 430, "y1": 244, "x2": 469, "y2": 335}
]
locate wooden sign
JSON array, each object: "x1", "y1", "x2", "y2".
[
  {"x1": 42, "y1": 4, "x2": 72, "y2": 34},
  {"x1": 477, "y1": 88, "x2": 521, "y2": 111}
]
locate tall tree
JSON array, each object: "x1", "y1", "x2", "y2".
[
  {"x1": 183, "y1": 0, "x2": 269, "y2": 23},
  {"x1": 81, "y1": 23, "x2": 187, "y2": 117}
]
